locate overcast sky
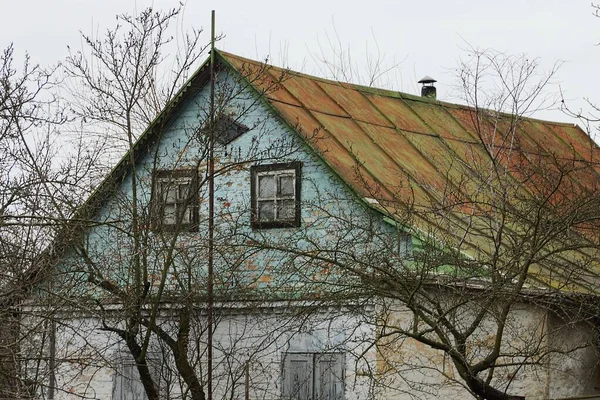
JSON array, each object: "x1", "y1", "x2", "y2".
[{"x1": 2, "y1": 0, "x2": 599, "y2": 126}]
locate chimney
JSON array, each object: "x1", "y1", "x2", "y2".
[{"x1": 418, "y1": 76, "x2": 437, "y2": 99}]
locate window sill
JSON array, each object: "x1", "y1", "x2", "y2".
[{"x1": 251, "y1": 219, "x2": 300, "y2": 229}]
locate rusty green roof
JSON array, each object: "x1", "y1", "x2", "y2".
[
  {"x1": 218, "y1": 51, "x2": 600, "y2": 293},
  {"x1": 51, "y1": 50, "x2": 600, "y2": 294}
]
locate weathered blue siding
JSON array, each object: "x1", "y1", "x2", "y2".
[{"x1": 59, "y1": 65, "x2": 406, "y2": 301}]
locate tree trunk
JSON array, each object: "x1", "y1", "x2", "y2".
[
  {"x1": 463, "y1": 371, "x2": 522, "y2": 400},
  {"x1": 124, "y1": 332, "x2": 160, "y2": 400}
]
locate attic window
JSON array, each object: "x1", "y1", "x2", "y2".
[
  {"x1": 211, "y1": 114, "x2": 249, "y2": 144},
  {"x1": 152, "y1": 169, "x2": 198, "y2": 232},
  {"x1": 251, "y1": 162, "x2": 301, "y2": 229}
]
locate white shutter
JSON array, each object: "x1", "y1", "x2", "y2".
[
  {"x1": 112, "y1": 354, "x2": 147, "y2": 400},
  {"x1": 112, "y1": 349, "x2": 162, "y2": 400},
  {"x1": 283, "y1": 353, "x2": 313, "y2": 400},
  {"x1": 315, "y1": 353, "x2": 344, "y2": 400}
]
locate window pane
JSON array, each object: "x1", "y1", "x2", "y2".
[
  {"x1": 154, "y1": 171, "x2": 198, "y2": 229},
  {"x1": 258, "y1": 201, "x2": 275, "y2": 221},
  {"x1": 277, "y1": 200, "x2": 296, "y2": 220},
  {"x1": 178, "y1": 205, "x2": 192, "y2": 224},
  {"x1": 399, "y1": 233, "x2": 413, "y2": 259},
  {"x1": 163, "y1": 204, "x2": 176, "y2": 225},
  {"x1": 178, "y1": 182, "x2": 191, "y2": 201},
  {"x1": 161, "y1": 183, "x2": 176, "y2": 203},
  {"x1": 258, "y1": 175, "x2": 275, "y2": 198},
  {"x1": 278, "y1": 175, "x2": 294, "y2": 197}
]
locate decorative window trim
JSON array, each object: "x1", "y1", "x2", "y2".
[
  {"x1": 250, "y1": 162, "x2": 301, "y2": 229},
  {"x1": 151, "y1": 169, "x2": 199, "y2": 232}
]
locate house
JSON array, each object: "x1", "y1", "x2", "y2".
[{"x1": 20, "y1": 50, "x2": 600, "y2": 400}]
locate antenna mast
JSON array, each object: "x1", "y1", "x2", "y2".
[{"x1": 207, "y1": 9, "x2": 216, "y2": 400}]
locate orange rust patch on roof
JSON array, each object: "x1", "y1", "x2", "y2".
[
  {"x1": 219, "y1": 49, "x2": 600, "y2": 212},
  {"x1": 317, "y1": 81, "x2": 393, "y2": 127},
  {"x1": 217, "y1": 50, "x2": 600, "y2": 292},
  {"x1": 367, "y1": 94, "x2": 432, "y2": 134}
]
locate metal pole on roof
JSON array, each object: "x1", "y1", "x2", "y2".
[{"x1": 207, "y1": 9, "x2": 215, "y2": 400}]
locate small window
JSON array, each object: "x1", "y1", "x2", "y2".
[
  {"x1": 282, "y1": 352, "x2": 344, "y2": 400},
  {"x1": 398, "y1": 233, "x2": 413, "y2": 259},
  {"x1": 152, "y1": 169, "x2": 198, "y2": 231},
  {"x1": 251, "y1": 162, "x2": 301, "y2": 229},
  {"x1": 202, "y1": 114, "x2": 249, "y2": 145},
  {"x1": 214, "y1": 114, "x2": 249, "y2": 144}
]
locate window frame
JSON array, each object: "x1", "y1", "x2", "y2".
[
  {"x1": 151, "y1": 169, "x2": 199, "y2": 232},
  {"x1": 250, "y1": 162, "x2": 302, "y2": 229}
]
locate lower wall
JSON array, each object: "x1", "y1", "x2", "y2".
[
  {"x1": 20, "y1": 300, "x2": 600, "y2": 400},
  {"x1": 23, "y1": 304, "x2": 376, "y2": 400}
]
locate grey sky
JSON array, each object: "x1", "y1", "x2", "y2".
[{"x1": 2, "y1": 0, "x2": 599, "y2": 127}]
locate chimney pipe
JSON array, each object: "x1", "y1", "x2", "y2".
[{"x1": 418, "y1": 76, "x2": 437, "y2": 100}]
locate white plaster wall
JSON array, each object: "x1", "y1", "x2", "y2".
[
  {"x1": 26, "y1": 306, "x2": 374, "y2": 400},
  {"x1": 547, "y1": 313, "x2": 598, "y2": 399},
  {"x1": 23, "y1": 299, "x2": 599, "y2": 400}
]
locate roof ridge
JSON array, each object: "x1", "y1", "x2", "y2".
[{"x1": 217, "y1": 50, "x2": 581, "y2": 129}]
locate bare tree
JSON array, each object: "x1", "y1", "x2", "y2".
[
  {"x1": 239, "y1": 48, "x2": 600, "y2": 400},
  {"x1": 0, "y1": 43, "x2": 56, "y2": 397},
  {"x1": 306, "y1": 21, "x2": 405, "y2": 90},
  {"x1": 32, "y1": 6, "x2": 308, "y2": 400},
  {"x1": 53, "y1": 6, "x2": 211, "y2": 399},
  {"x1": 0, "y1": 42, "x2": 105, "y2": 398},
  {"x1": 559, "y1": 4, "x2": 600, "y2": 144},
  {"x1": 15, "y1": 12, "x2": 600, "y2": 400}
]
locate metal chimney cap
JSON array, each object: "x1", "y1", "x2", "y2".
[{"x1": 418, "y1": 75, "x2": 437, "y2": 84}]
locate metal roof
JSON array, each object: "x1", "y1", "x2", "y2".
[
  {"x1": 49, "y1": 50, "x2": 600, "y2": 294},
  {"x1": 218, "y1": 51, "x2": 600, "y2": 292}
]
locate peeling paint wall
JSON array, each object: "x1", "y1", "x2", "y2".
[
  {"x1": 376, "y1": 300, "x2": 599, "y2": 399},
  {"x1": 31, "y1": 303, "x2": 598, "y2": 399},
  {"x1": 38, "y1": 68, "x2": 382, "y2": 399}
]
